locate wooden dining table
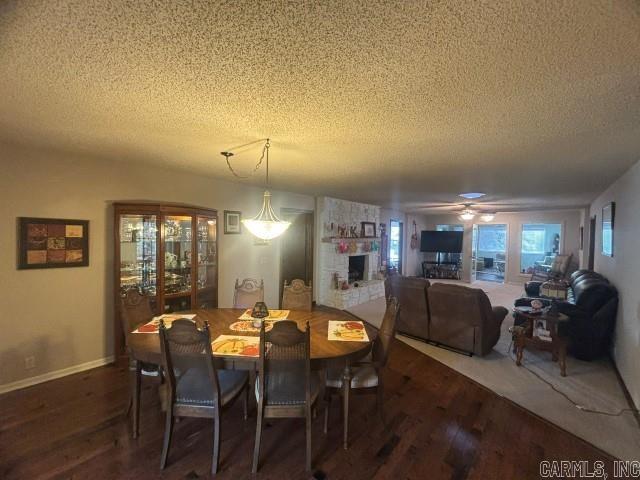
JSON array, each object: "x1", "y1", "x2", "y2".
[{"x1": 127, "y1": 307, "x2": 376, "y2": 446}]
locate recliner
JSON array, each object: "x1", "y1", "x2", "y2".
[{"x1": 515, "y1": 270, "x2": 618, "y2": 360}]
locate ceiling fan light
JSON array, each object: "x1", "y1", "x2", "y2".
[
  {"x1": 481, "y1": 213, "x2": 495, "y2": 222},
  {"x1": 459, "y1": 210, "x2": 475, "y2": 221}
]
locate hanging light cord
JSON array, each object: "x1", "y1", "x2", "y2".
[{"x1": 221, "y1": 138, "x2": 270, "y2": 180}]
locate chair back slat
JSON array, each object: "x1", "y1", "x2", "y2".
[
  {"x1": 257, "y1": 320, "x2": 310, "y2": 406},
  {"x1": 282, "y1": 279, "x2": 312, "y2": 311},
  {"x1": 159, "y1": 319, "x2": 221, "y2": 406},
  {"x1": 371, "y1": 296, "x2": 400, "y2": 367},
  {"x1": 120, "y1": 288, "x2": 154, "y2": 345},
  {"x1": 234, "y1": 278, "x2": 265, "y2": 308}
]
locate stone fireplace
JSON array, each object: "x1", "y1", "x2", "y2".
[{"x1": 316, "y1": 197, "x2": 385, "y2": 309}]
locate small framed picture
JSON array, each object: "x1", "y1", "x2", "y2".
[
  {"x1": 361, "y1": 221, "x2": 376, "y2": 238},
  {"x1": 18, "y1": 217, "x2": 89, "y2": 269},
  {"x1": 224, "y1": 210, "x2": 242, "y2": 234}
]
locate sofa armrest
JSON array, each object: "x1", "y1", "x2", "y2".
[{"x1": 492, "y1": 306, "x2": 508, "y2": 326}]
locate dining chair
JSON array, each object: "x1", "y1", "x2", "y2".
[
  {"x1": 119, "y1": 287, "x2": 160, "y2": 438},
  {"x1": 233, "y1": 278, "x2": 264, "y2": 308},
  {"x1": 159, "y1": 319, "x2": 249, "y2": 475},
  {"x1": 252, "y1": 320, "x2": 320, "y2": 473},
  {"x1": 281, "y1": 279, "x2": 313, "y2": 311},
  {"x1": 324, "y1": 296, "x2": 400, "y2": 449}
]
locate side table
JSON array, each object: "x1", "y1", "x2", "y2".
[{"x1": 513, "y1": 307, "x2": 569, "y2": 377}]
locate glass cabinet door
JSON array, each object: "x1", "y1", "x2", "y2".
[
  {"x1": 119, "y1": 214, "x2": 158, "y2": 310},
  {"x1": 196, "y1": 216, "x2": 217, "y2": 309},
  {"x1": 163, "y1": 215, "x2": 192, "y2": 312}
]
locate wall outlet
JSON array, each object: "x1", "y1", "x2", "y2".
[{"x1": 24, "y1": 356, "x2": 36, "y2": 369}]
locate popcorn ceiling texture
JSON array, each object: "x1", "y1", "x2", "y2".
[{"x1": 1, "y1": 0, "x2": 639, "y2": 211}]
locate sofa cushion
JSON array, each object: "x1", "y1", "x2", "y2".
[{"x1": 386, "y1": 276, "x2": 430, "y2": 340}]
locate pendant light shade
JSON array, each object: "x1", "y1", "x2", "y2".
[
  {"x1": 480, "y1": 213, "x2": 495, "y2": 222},
  {"x1": 242, "y1": 191, "x2": 291, "y2": 240},
  {"x1": 223, "y1": 139, "x2": 291, "y2": 241}
]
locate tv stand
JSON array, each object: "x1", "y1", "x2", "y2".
[{"x1": 422, "y1": 252, "x2": 461, "y2": 280}]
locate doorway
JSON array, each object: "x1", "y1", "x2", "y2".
[
  {"x1": 279, "y1": 209, "x2": 314, "y2": 307},
  {"x1": 473, "y1": 224, "x2": 507, "y2": 283},
  {"x1": 389, "y1": 219, "x2": 403, "y2": 274}
]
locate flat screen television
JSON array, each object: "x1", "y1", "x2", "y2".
[{"x1": 420, "y1": 231, "x2": 463, "y2": 253}]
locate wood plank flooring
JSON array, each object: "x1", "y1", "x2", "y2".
[{"x1": 0, "y1": 340, "x2": 616, "y2": 479}]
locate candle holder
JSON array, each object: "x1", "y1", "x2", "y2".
[{"x1": 251, "y1": 301, "x2": 269, "y2": 329}]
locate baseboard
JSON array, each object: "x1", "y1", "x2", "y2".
[
  {"x1": 609, "y1": 354, "x2": 640, "y2": 428},
  {"x1": 0, "y1": 355, "x2": 116, "y2": 395}
]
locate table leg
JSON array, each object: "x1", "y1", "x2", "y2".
[
  {"x1": 559, "y1": 342, "x2": 567, "y2": 377},
  {"x1": 342, "y1": 361, "x2": 352, "y2": 450}
]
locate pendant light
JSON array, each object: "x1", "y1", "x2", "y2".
[
  {"x1": 221, "y1": 139, "x2": 290, "y2": 240},
  {"x1": 480, "y1": 213, "x2": 496, "y2": 222}
]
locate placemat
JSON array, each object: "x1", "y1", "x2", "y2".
[
  {"x1": 211, "y1": 335, "x2": 260, "y2": 357},
  {"x1": 327, "y1": 320, "x2": 369, "y2": 342},
  {"x1": 133, "y1": 314, "x2": 196, "y2": 333},
  {"x1": 238, "y1": 309, "x2": 290, "y2": 321}
]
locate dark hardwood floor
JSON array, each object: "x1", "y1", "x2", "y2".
[{"x1": 0, "y1": 340, "x2": 616, "y2": 480}]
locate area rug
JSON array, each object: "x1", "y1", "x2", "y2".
[{"x1": 346, "y1": 280, "x2": 640, "y2": 460}]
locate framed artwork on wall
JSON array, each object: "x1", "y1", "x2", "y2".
[
  {"x1": 361, "y1": 221, "x2": 376, "y2": 238},
  {"x1": 17, "y1": 217, "x2": 89, "y2": 269},
  {"x1": 601, "y1": 202, "x2": 615, "y2": 257},
  {"x1": 224, "y1": 210, "x2": 242, "y2": 234}
]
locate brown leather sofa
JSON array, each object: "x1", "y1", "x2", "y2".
[
  {"x1": 427, "y1": 283, "x2": 508, "y2": 356},
  {"x1": 385, "y1": 276, "x2": 507, "y2": 356},
  {"x1": 386, "y1": 275, "x2": 430, "y2": 339}
]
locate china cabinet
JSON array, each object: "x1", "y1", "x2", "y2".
[{"x1": 114, "y1": 202, "x2": 218, "y2": 354}]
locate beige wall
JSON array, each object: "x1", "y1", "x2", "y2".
[
  {"x1": 0, "y1": 142, "x2": 314, "y2": 389},
  {"x1": 411, "y1": 209, "x2": 582, "y2": 284},
  {"x1": 589, "y1": 159, "x2": 640, "y2": 409}
]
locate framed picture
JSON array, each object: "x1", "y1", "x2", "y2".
[
  {"x1": 224, "y1": 210, "x2": 242, "y2": 234},
  {"x1": 18, "y1": 217, "x2": 89, "y2": 269},
  {"x1": 602, "y1": 202, "x2": 615, "y2": 257},
  {"x1": 361, "y1": 221, "x2": 376, "y2": 238}
]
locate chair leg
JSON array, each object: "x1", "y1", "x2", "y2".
[
  {"x1": 252, "y1": 407, "x2": 264, "y2": 473},
  {"x1": 306, "y1": 407, "x2": 312, "y2": 471},
  {"x1": 323, "y1": 394, "x2": 331, "y2": 434},
  {"x1": 342, "y1": 365, "x2": 352, "y2": 450},
  {"x1": 212, "y1": 413, "x2": 221, "y2": 475},
  {"x1": 160, "y1": 409, "x2": 174, "y2": 469},
  {"x1": 243, "y1": 385, "x2": 249, "y2": 420},
  {"x1": 132, "y1": 360, "x2": 142, "y2": 438}
]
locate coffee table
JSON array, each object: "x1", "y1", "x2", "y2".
[{"x1": 513, "y1": 307, "x2": 569, "y2": 377}]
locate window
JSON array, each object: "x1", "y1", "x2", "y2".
[
  {"x1": 520, "y1": 223, "x2": 562, "y2": 273},
  {"x1": 477, "y1": 225, "x2": 506, "y2": 252},
  {"x1": 389, "y1": 220, "x2": 402, "y2": 273},
  {"x1": 437, "y1": 224, "x2": 464, "y2": 232}
]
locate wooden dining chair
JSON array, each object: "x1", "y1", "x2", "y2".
[
  {"x1": 324, "y1": 296, "x2": 400, "y2": 449},
  {"x1": 233, "y1": 278, "x2": 264, "y2": 308},
  {"x1": 281, "y1": 279, "x2": 313, "y2": 311},
  {"x1": 159, "y1": 319, "x2": 249, "y2": 475},
  {"x1": 119, "y1": 288, "x2": 160, "y2": 438},
  {"x1": 252, "y1": 320, "x2": 320, "y2": 473}
]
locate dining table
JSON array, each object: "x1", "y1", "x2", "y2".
[{"x1": 126, "y1": 307, "x2": 376, "y2": 446}]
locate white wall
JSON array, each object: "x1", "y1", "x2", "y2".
[
  {"x1": 0, "y1": 142, "x2": 314, "y2": 388},
  {"x1": 589, "y1": 159, "x2": 640, "y2": 409},
  {"x1": 414, "y1": 210, "x2": 582, "y2": 284}
]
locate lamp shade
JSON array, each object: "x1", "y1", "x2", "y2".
[{"x1": 242, "y1": 190, "x2": 291, "y2": 240}]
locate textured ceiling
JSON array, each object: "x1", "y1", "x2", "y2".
[{"x1": 1, "y1": 0, "x2": 639, "y2": 213}]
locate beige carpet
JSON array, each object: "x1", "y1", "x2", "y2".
[{"x1": 347, "y1": 279, "x2": 640, "y2": 460}]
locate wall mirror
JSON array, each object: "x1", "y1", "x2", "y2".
[{"x1": 602, "y1": 202, "x2": 615, "y2": 257}]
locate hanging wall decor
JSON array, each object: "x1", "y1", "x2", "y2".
[{"x1": 17, "y1": 217, "x2": 89, "y2": 269}]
